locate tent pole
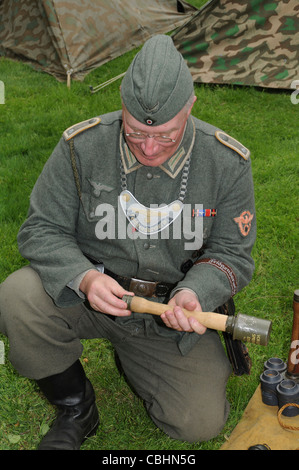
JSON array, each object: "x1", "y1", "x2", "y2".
[
  {"x1": 67, "y1": 69, "x2": 72, "y2": 88},
  {"x1": 65, "y1": 66, "x2": 73, "y2": 88}
]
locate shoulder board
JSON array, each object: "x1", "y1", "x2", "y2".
[
  {"x1": 63, "y1": 117, "x2": 101, "y2": 141},
  {"x1": 215, "y1": 130, "x2": 250, "y2": 160}
]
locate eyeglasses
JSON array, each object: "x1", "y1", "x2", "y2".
[{"x1": 123, "y1": 115, "x2": 187, "y2": 145}]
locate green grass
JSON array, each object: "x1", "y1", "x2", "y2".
[{"x1": 0, "y1": 0, "x2": 298, "y2": 451}]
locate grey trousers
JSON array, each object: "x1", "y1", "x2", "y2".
[{"x1": 0, "y1": 266, "x2": 231, "y2": 442}]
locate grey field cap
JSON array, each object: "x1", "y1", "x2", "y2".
[{"x1": 121, "y1": 34, "x2": 194, "y2": 126}]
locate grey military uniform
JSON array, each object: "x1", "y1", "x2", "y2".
[
  {"x1": 18, "y1": 110, "x2": 255, "y2": 312},
  {"x1": 0, "y1": 110, "x2": 255, "y2": 442},
  {"x1": 14, "y1": 110, "x2": 256, "y2": 357}
]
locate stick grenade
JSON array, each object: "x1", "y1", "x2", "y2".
[
  {"x1": 285, "y1": 290, "x2": 299, "y2": 382},
  {"x1": 122, "y1": 295, "x2": 272, "y2": 346}
]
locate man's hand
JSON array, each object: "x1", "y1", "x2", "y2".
[
  {"x1": 160, "y1": 289, "x2": 206, "y2": 335},
  {"x1": 79, "y1": 270, "x2": 133, "y2": 316}
]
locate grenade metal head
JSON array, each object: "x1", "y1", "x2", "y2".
[{"x1": 226, "y1": 313, "x2": 272, "y2": 346}]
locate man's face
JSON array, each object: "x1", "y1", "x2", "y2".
[{"x1": 122, "y1": 100, "x2": 195, "y2": 167}]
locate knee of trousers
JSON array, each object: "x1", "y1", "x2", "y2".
[
  {"x1": 146, "y1": 349, "x2": 232, "y2": 443},
  {"x1": 0, "y1": 267, "x2": 83, "y2": 379},
  {"x1": 0, "y1": 267, "x2": 45, "y2": 332},
  {"x1": 0, "y1": 266, "x2": 77, "y2": 337},
  {"x1": 149, "y1": 398, "x2": 230, "y2": 443}
]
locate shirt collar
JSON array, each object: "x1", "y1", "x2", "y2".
[{"x1": 120, "y1": 117, "x2": 196, "y2": 179}]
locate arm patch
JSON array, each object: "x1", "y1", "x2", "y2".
[
  {"x1": 215, "y1": 130, "x2": 250, "y2": 160},
  {"x1": 63, "y1": 117, "x2": 101, "y2": 141}
]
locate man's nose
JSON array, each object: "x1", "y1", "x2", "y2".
[{"x1": 141, "y1": 136, "x2": 159, "y2": 155}]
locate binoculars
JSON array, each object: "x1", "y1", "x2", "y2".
[{"x1": 260, "y1": 357, "x2": 299, "y2": 417}]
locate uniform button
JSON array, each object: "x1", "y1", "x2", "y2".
[
  {"x1": 146, "y1": 172, "x2": 153, "y2": 180},
  {"x1": 143, "y1": 242, "x2": 150, "y2": 250}
]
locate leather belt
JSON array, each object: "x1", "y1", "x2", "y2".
[
  {"x1": 84, "y1": 254, "x2": 175, "y2": 298},
  {"x1": 104, "y1": 268, "x2": 175, "y2": 298}
]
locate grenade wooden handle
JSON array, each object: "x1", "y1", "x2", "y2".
[
  {"x1": 122, "y1": 295, "x2": 272, "y2": 345},
  {"x1": 122, "y1": 295, "x2": 228, "y2": 331}
]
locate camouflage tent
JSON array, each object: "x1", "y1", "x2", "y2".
[
  {"x1": 172, "y1": 0, "x2": 299, "y2": 89},
  {"x1": 0, "y1": 0, "x2": 196, "y2": 82}
]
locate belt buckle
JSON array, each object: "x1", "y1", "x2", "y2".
[{"x1": 129, "y1": 278, "x2": 156, "y2": 297}]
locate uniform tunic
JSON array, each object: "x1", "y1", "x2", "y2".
[{"x1": 16, "y1": 110, "x2": 256, "y2": 354}]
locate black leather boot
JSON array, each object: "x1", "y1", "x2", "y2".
[{"x1": 36, "y1": 360, "x2": 99, "y2": 450}]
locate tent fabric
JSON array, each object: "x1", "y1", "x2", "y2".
[
  {"x1": 172, "y1": 0, "x2": 299, "y2": 89},
  {"x1": 0, "y1": 0, "x2": 196, "y2": 81}
]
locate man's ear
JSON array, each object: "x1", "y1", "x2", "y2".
[{"x1": 187, "y1": 95, "x2": 197, "y2": 117}]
